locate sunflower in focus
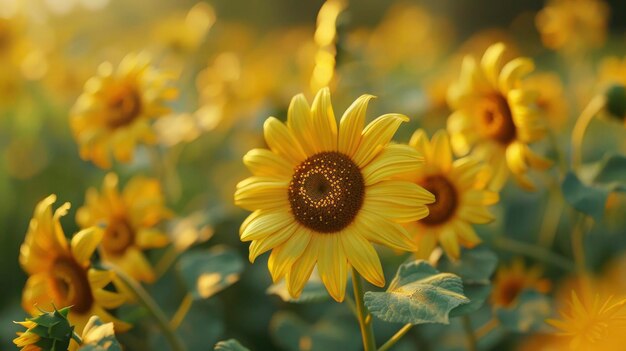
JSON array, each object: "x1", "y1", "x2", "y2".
[
  {"x1": 447, "y1": 42, "x2": 551, "y2": 190},
  {"x1": 403, "y1": 129, "x2": 498, "y2": 260},
  {"x1": 76, "y1": 173, "x2": 171, "y2": 283},
  {"x1": 536, "y1": 0, "x2": 609, "y2": 54},
  {"x1": 234, "y1": 88, "x2": 434, "y2": 302},
  {"x1": 491, "y1": 258, "x2": 551, "y2": 309},
  {"x1": 70, "y1": 53, "x2": 177, "y2": 168},
  {"x1": 547, "y1": 291, "x2": 626, "y2": 351},
  {"x1": 19, "y1": 195, "x2": 129, "y2": 338}
]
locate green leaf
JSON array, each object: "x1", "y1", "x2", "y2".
[
  {"x1": 177, "y1": 245, "x2": 245, "y2": 300},
  {"x1": 364, "y1": 260, "x2": 469, "y2": 325},
  {"x1": 561, "y1": 171, "x2": 609, "y2": 221},
  {"x1": 496, "y1": 290, "x2": 551, "y2": 332},
  {"x1": 438, "y1": 246, "x2": 498, "y2": 317},
  {"x1": 267, "y1": 274, "x2": 329, "y2": 303},
  {"x1": 270, "y1": 310, "x2": 361, "y2": 351},
  {"x1": 587, "y1": 154, "x2": 626, "y2": 191},
  {"x1": 78, "y1": 316, "x2": 122, "y2": 351},
  {"x1": 214, "y1": 339, "x2": 250, "y2": 351}
]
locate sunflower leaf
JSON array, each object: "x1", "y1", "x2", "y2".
[
  {"x1": 438, "y1": 246, "x2": 498, "y2": 317},
  {"x1": 364, "y1": 260, "x2": 469, "y2": 325},
  {"x1": 561, "y1": 172, "x2": 609, "y2": 221},
  {"x1": 214, "y1": 339, "x2": 251, "y2": 351},
  {"x1": 177, "y1": 245, "x2": 245, "y2": 300}
]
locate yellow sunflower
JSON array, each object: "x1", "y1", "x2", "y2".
[
  {"x1": 491, "y1": 258, "x2": 551, "y2": 309},
  {"x1": 447, "y1": 42, "x2": 551, "y2": 191},
  {"x1": 70, "y1": 53, "x2": 177, "y2": 168},
  {"x1": 19, "y1": 195, "x2": 129, "y2": 339},
  {"x1": 76, "y1": 173, "x2": 171, "y2": 283},
  {"x1": 548, "y1": 291, "x2": 626, "y2": 351},
  {"x1": 13, "y1": 320, "x2": 40, "y2": 351},
  {"x1": 234, "y1": 88, "x2": 434, "y2": 302},
  {"x1": 404, "y1": 129, "x2": 498, "y2": 260}
]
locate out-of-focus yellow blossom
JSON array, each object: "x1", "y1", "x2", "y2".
[
  {"x1": 310, "y1": 0, "x2": 346, "y2": 92},
  {"x1": 536, "y1": 0, "x2": 609, "y2": 54},
  {"x1": 597, "y1": 56, "x2": 626, "y2": 89},
  {"x1": 235, "y1": 88, "x2": 434, "y2": 302},
  {"x1": 404, "y1": 129, "x2": 498, "y2": 260},
  {"x1": 20, "y1": 195, "x2": 129, "y2": 340},
  {"x1": 491, "y1": 258, "x2": 550, "y2": 308},
  {"x1": 76, "y1": 173, "x2": 171, "y2": 283},
  {"x1": 70, "y1": 53, "x2": 178, "y2": 168},
  {"x1": 151, "y1": 2, "x2": 215, "y2": 55},
  {"x1": 447, "y1": 42, "x2": 551, "y2": 190},
  {"x1": 523, "y1": 72, "x2": 569, "y2": 130},
  {"x1": 547, "y1": 291, "x2": 626, "y2": 351}
]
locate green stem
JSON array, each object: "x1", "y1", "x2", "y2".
[
  {"x1": 344, "y1": 294, "x2": 358, "y2": 318},
  {"x1": 571, "y1": 213, "x2": 588, "y2": 274},
  {"x1": 571, "y1": 95, "x2": 606, "y2": 172},
  {"x1": 109, "y1": 264, "x2": 186, "y2": 351},
  {"x1": 351, "y1": 268, "x2": 376, "y2": 351},
  {"x1": 494, "y1": 236, "x2": 575, "y2": 272},
  {"x1": 462, "y1": 316, "x2": 477, "y2": 351},
  {"x1": 378, "y1": 324, "x2": 413, "y2": 351}
]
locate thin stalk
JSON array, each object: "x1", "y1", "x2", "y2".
[
  {"x1": 351, "y1": 268, "x2": 376, "y2": 351},
  {"x1": 378, "y1": 324, "x2": 413, "y2": 351},
  {"x1": 538, "y1": 183, "x2": 564, "y2": 248},
  {"x1": 494, "y1": 236, "x2": 575, "y2": 272},
  {"x1": 170, "y1": 293, "x2": 194, "y2": 330},
  {"x1": 462, "y1": 316, "x2": 477, "y2": 351},
  {"x1": 109, "y1": 264, "x2": 186, "y2": 351},
  {"x1": 571, "y1": 95, "x2": 606, "y2": 171},
  {"x1": 155, "y1": 245, "x2": 179, "y2": 279},
  {"x1": 475, "y1": 318, "x2": 499, "y2": 340},
  {"x1": 571, "y1": 213, "x2": 588, "y2": 274},
  {"x1": 344, "y1": 294, "x2": 358, "y2": 318}
]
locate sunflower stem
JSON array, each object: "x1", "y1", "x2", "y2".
[
  {"x1": 475, "y1": 318, "x2": 499, "y2": 340},
  {"x1": 109, "y1": 264, "x2": 187, "y2": 351},
  {"x1": 351, "y1": 268, "x2": 376, "y2": 351},
  {"x1": 462, "y1": 315, "x2": 477, "y2": 351},
  {"x1": 571, "y1": 212, "x2": 589, "y2": 274},
  {"x1": 170, "y1": 293, "x2": 194, "y2": 330},
  {"x1": 571, "y1": 95, "x2": 605, "y2": 172},
  {"x1": 344, "y1": 294, "x2": 358, "y2": 318},
  {"x1": 377, "y1": 324, "x2": 412, "y2": 351}
]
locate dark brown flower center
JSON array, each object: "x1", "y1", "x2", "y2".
[
  {"x1": 106, "y1": 83, "x2": 142, "y2": 129},
  {"x1": 495, "y1": 278, "x2": 524, "y2": 308},
  {"x1": 419, "y1": 175, "x2": 458, "y2": 226},
  {"x1": 103, "y1": 216, "x2": 135, "y2": 256},
  {"x1": 477, "y1": 94, "x2": 517, "y2": 145},
  {"x1": 50, "y1": 257, "x2": 94, "y2": 314},
  {"x1": 288, "y1": 152, "x2": 364, "y2": 233}
]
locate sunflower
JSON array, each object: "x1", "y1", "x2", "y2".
[
  {"x1": 13, "y1": 321, "x2": 40, "y2": 351},
  {"x1": 70, "y1": 53, "x2": 177, "y2": 168},
  {"x1": 491, "y1": 258, "x2": 551, "y2": 309},
  {"x1": 403, "y1": 129, "x2": 498, "y2": 260},
  {"x1": 447, "y1": 42, "x2": 551, "y2": 190},
  {"x1": 234, "y1": 88, "x2": 434, "y2": 302},
  {"x1": 547, "y1": 291, "x2": 626, "y2": 351},
  {"x1": 76, "y1": 173, "x2": 171, "y2": 283},
  {"x1": 19, "y1": 195, "x2": 129, "y2": 340}
]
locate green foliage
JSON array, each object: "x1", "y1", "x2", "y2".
[
  {"x1": 438, "y1": 246, "x2": 498, "y2": 317},
  {"x1": 495, "y1": 291, "x2": 551, "y2": 332},
  {"x1": 364, "y1": 260, "x2": 469, "y2": 325},
  {"x1": 78, "y1": 316, "x2": 122, "y2": 351},
  {"x1": 267, "y1": 276, "x2": 329, "y2": 303},
  {"x1": 587, "y1": 153, "x2": 626, "y2": 187},
  {"x1": 214, "y1": 339, "x2": 251, "y2": 351},
  {"x1": 24, "y1": 306, "x2": 75, "y2": 351},
  {"x1": 561, "y1": 171, "x2": 609, "y2": 221},
  {"x1": 604, "y1": 84, "x2": 626, "y2": 121},
  {"x1": 177, "y1": 245, "x2": 245, "y2": 300}
]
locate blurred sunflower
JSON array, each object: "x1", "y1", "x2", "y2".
[
  {"x1": 547, "y1": 291, "x2": 626, "y2": 350},
  {"x1": 523, "y1": 72, "x2": 569, "y2": 130},
  {"x1": 536, "y1": 0, "x2": 609, "y2": 54},
  {"x1": 447, "y1": 42, "x2": 551, "y2": 190},
  {"x1": 491, "y1": 258, "x2": 551, "y2": 309},
  {"x1": 76, "y1": 173, "x2": 171, "y2": 283},
  {"x1": 404, "y1": 129, "x2": 498, "y2": 260},
  {"x1": 70, "y1": 53, "x2": 177, "y2": 168},
  {"x1": 19, "y1": 195, "x2": 129, "y2": 339},
  {"x1": 235, "y1": 88, "x2": 434, "y2": 302}
]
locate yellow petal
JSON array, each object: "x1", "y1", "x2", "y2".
[
  {"x1": 499, "y1": 57, "x2": 534, "y2": 93},
  {"x1": 317, "y1": 234, "x2": 347, "y2": 302},
  {"x1": 363, "y1": 180, "x2": 433, "y2": 222},
  {"x1": 240, "y1": 211, "x2": 294, "y2": 241},
  {"x1": 243, "y1": 148, "x2": 293, "y2": 179},
  {"x1": 248, "y1": 222, "x2": 298, "y2": 262},
  {"x1": 462, "y1": 189, "x2": 499, "y2": 207},
  {"x1": 431, "y1": 130, "x2": 453, "y2": 172},
  {"x1": 111, "y1": 248, "x2": 156, "y2": 283},
  {"x1": 286, "y1": 237, "x2": 320, "y2": 298},
  {"x1": 457, "y1": 204, "x2": 495, "y2": 224},
  {"x1": 135, "y1": 229, "x2": 169, "y2": 249},
  {"x1": 452, "y1": 220, "x2": 482, "y2": 247},
  {"x1": 71, "y1": 227, "x2": 104, "y2": 266},
  {"x1": 481, "y1": 42, "x2": 506, "y2": 88},
  {"x1": 439, "y1": 226, "x2": 460, "y2": 260},
  {"x1": 93, "y1": 288, "x2": 126, "y2": 309},
  {"x1": 264, "y1": 117, "x2": 307, "y2": 165},
  {"x1": 340, "y1": 231, "x2": 384, "y2": 287},
  {"x1": 88, "y1": 269, "x2": 114, "y2": 290},
  {"x1": 268, "y1": 229, "x2": 312, "y2": 282},
  {"x1": 361, "y1": 144, "x2": 424, "y2": 185},
  {"x1": 408, "y1": 128, "x2": 430, "y2": 156},
  {"x1": 352, "y1": 114, "x2": 408, "y2": 167},
  {"x1": 338, "y1": 94, "x2": 375, "y2": 157},
  {"x1": 356, "y1": 211, "x2": 417, "y2": 252},
  {"x1": 234, "y1": 176, "x2": 289, "y2": 211},
  {"x1": 287, "y1": 94, "x2": 317, "y2": 155},
  {"x1": 310, "y1": 87, "x2": 338, "y2": 151}
]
